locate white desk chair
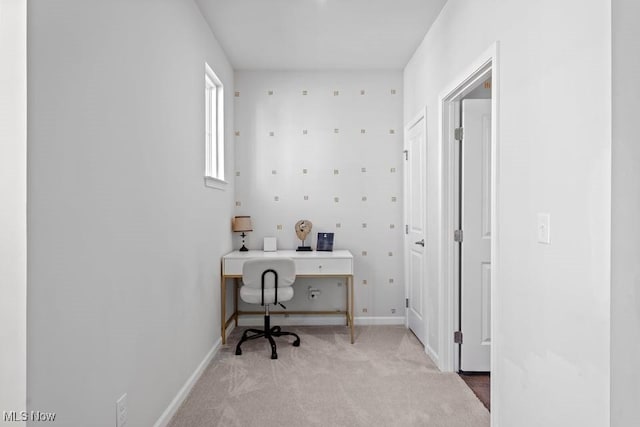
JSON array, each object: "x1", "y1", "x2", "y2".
[{"x1": 235, "y1": 258, "x2": 301, "y2": 359}]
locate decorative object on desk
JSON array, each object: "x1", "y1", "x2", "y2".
[
  {"x1": 295, "y1": 219, "x2": 313, "y2": 251},
  {"x1": 316, "y1": 232, "x2": 334, "y2": 251},
  {"x1": 232, "y1": 216, "x2": 253, "y2": 252},
  {"x1": 263, "y1": 237, "x2": 277, "y2": 252}
]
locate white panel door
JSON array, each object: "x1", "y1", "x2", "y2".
[
  {"x1": 460, "y1": 99, "x2": 492, "y2": 372},
  {"x1": 404, "y1": 115, "x2": 426, "y2": 345}
]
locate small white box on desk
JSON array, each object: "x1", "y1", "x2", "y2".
[{"x1": 263, "y1": 237, "x2": 277, "y2": 252}]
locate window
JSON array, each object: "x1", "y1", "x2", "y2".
[{"x1": 204, "y1": 62, "x2": 225, "y2": 188}]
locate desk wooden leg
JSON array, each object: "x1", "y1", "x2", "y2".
[
  {"x1": 234, "y1": 278, "x2": 239, "y2": 327},
  {"x1": 348, "y1": 274, "x2": 354, "y2": 344},
  {"x1": 345, "y1": 278, "x2": 349, "y2": 327},
  {"x1": 221, "y1": 273, "x2": 226, "y2": 345}
]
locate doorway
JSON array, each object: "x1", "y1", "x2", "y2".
[
  {"x1": 438, "y1": 45, "x2": 499, "y2": 415},
  {"x1": 456, "y1": 85, "x2": 492, "y2": 410},
  {"x1": 457, "y1": 86, "x2": 492, "y2": 373}
]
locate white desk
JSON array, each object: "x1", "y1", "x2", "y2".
[{"x1": 221, "y1": 250, "x2": 355, "y2": 344}]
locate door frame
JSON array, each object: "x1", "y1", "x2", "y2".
[
  {"x1": 403, "y1": 108, "x2": 428, "y2": 344},
  {"x1": 437, "y1": 43, "x2": 500, "y2": 376}
]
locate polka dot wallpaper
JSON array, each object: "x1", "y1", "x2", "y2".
[{"x1": 234, "y1": 71, "x2": 404, "y2": 320}]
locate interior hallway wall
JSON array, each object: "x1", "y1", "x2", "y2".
[
  {"x1": 27, "y1": 1, "x2": 234, "y2": 425},
  {"x1": 0, "y1": 0, "x2": 27, "y2": 424},
  {"x1": 234, "y1": 71, "x2": 405, "y2": 322},
  {"x1": 404, "y1": 0, "x2": 611, "y2": 426},
  {"x1": 611, "y1": 0, "x2": 640, "y2": 425}
]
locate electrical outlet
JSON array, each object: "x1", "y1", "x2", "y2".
[
  {"x1": 308, "y1": 288, "x2": 320, "y2": 300},
  {"x1": 116, "y1": 393, "x2": 128, "y2": 427},
  {"x1": 391, "y1": 308, "x2": 396, "y2": 314}
]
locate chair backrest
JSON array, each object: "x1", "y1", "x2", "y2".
[{"x1": 242, "y1": 258, "x2": 296, "y2": 290}]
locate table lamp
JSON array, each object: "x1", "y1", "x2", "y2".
[{"x1": 232, "y1": 216, "x2": 253, "y2": 252}]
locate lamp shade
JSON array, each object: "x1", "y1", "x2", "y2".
[{"x1": 232, "y1": 216, "x2": 253, "y2": 232}]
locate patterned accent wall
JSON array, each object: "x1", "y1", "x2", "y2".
[{"x1": 234, "y1": 71, "x2": 404, "y2": 320}]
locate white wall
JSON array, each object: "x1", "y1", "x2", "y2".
[
  {"x1": 405, "y1": 1, "x2": 611, "y2": 426},
  {"x1": 611, "y1": 0, "x2": 640, "y2": 425},
  {"x1": 0, "y1": 0, "x2": 27, "y2": 425},
  {"x1": 27, "y1": 1, "x2": 234, "y2": 426},
  {"x1": 234, "y1": 71, "x2": 404, "y2": 321}
]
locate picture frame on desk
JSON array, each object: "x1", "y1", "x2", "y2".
[
  {"x1": 263, "y1": 237, "x2": 277, "y2": 252},
  {"x1": 316, "y1": 232, "x2": 334, "y2": 251}
]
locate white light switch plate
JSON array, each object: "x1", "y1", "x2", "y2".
[{"x1": 537, "y1": 213, "x2": 551, "y2": 244}]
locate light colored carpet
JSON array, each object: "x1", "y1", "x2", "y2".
[{"x1": 168, "y1": 325, "x2": 489, "y2": 427}]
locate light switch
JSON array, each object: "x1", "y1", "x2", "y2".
[{"x1": 537, "y1": 213, "x2": 551, "y2": 244}]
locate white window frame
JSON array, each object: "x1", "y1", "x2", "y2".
[{"x1": 204, "y1": 62, "x2": 226, "y2": 189}]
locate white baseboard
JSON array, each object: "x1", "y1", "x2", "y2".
[
  {"x1": 425, "y1": 343, "x2": 441, "y2": 370},
  {"x1": 354, "y1": 316, "x2": 406, "y2": 325},
  {"x1": 238, "y1": 315, "x2": 347, "y2": 326},
  {"x1": 237, "y1": 315, "x2": 406, "y2": 327},
  {"x1": 224, "y1": 321, "x2": 236, "y2": 336},
  {"x1": 153, "y1": 337, "x2": 222, "y2": 427}
]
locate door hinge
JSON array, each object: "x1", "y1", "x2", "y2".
[
  {"x1": 454, "y1": 331, "x2": 463, "y2": 344},
  {"x1": 405, "y1": 224, "x2": 409, "y2": 235},
  {"x1": 454, "y1": 127, "x2": 464, "y2": 141},
  {"x1": 405, "y1": 298, "x2": 409, "y2": 308},
  {"x1": 403, "y1": 149, "x2": 408, "y2": 160},
  {"x1": 454, "y1": 229, "x2": 463, "y2": 242}
]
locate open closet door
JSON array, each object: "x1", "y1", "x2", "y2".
[{"x1": 460, "y1": 99, "x2": 492, "y2": 372}]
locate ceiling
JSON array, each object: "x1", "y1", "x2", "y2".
[{"x1": 195, "y1": 0, "x2": 448, "y2": 70}]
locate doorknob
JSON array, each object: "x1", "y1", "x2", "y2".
[{"x1": 414, "y1": 239, "x2": 425, "y2": 247}]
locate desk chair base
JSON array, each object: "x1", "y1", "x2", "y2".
[{"x1": 235, "y1": 314, "x2": 300, "y2": 360}]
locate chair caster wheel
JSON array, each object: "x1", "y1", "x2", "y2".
[
  {"x1": 293, "y1": 339, "x2": 300, "y2": 347},
  {"x1": 271, "y1": 353, "x2": 278, "y2": 360},
  {"x1": 235, "y1": 348, "x2": 242, "y2": 356}
]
